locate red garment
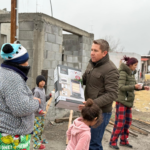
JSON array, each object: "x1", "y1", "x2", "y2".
[
  {"x1": 66, "y1": 117, "x2": 91, "y2": 150},
  {"x1": 110, "y1": 102, "x2": 132, "y2": 146}
]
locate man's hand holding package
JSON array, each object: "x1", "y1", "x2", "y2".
[{"x1": 78, "y1": 101, "x2": 86, "y2": 111}]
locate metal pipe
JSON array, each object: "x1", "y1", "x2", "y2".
[
  {"x1": 50, "y1": 0, "x2": 53, "y2": 17},
  {"x1": 15, "y1": 0, "x2": 19, "y2": 40}
]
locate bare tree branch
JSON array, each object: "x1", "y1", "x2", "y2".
[{"x1": 104, "y1": 36, "x2": 125, "y2": 52}]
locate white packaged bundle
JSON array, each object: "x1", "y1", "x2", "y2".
[{"x1": 54, "y1": 65, "x2": 85, "y2": 111}]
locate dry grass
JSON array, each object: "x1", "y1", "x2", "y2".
[
  {"x1": 112, "y1": 90, "x2": 150, "y2": 112},
  {"x1": 134, "y1": 90, "x2": 150, "y2": 112}
]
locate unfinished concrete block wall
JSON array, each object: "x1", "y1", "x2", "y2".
[
  {"x1": 19, "y1": 21, "x2": 35, "y2": 89},
  {"x1": 44, "y1": 23, "x2": 63, "y2": 93},
  {"x1": 79, "y1": 36, "x2": 93, "y2": 73},
  {"x1": 63, "y1": 34, "x2": 93, "y2": 74},
  {"x1": 0, "y1": 13, "x2": 94, "y2": 121},
  {"x1": 63, "y1": 34, "x2": 81, "y2": 69}
]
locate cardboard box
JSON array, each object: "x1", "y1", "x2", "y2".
[{"x1": 54, "y1": 65, "x2": 85, "y2": 111}]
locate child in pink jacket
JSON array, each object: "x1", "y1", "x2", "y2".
[{"x1": 66, "y1": 99, "x2": 102, "y2": 150}]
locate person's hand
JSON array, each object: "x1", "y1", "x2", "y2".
[
  {"x1": 144, "y1": 86, "x2": 150, "y2": 91},
  {"x1": 78, "y1": 101, "x2": 86, "y2": 111},
  {"x1": 39, "y1": 110, "x2": 46, "y2": 115},
  {"x1": 34, "y1": 97, "x2": 41, "y2": 104},
  {"x1": 135, "y1": 84, "x2": 141, "y2": 90}
]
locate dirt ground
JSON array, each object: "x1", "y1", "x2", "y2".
[{"x1": 30, "y1": 91, "x2": 150, "y2": 150}]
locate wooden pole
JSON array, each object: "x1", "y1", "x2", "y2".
[
  {"x1": 66, "y1": 110, "x2": 73, "y2": 145},
  {"x1": 11, "y1": 0, "x2": 17, "y2": 43}
]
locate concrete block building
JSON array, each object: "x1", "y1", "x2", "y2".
[
  {"x1": 0, "y1": 13, "x2": 94, "y2": 120},
  {"x1": 0, "y1": 9, "x2": 10, "y2": 48}
]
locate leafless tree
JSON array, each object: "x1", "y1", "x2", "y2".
[{"x1": 104, "y1": 36, "x2": 125, "y2": 52}]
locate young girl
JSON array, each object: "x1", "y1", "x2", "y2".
[
  {"x1": 66, "y1": 99, "x2": 102, "y2": 150},
  {"x1": 33, "y1": 75, "x2": 51, "y2": 149}
]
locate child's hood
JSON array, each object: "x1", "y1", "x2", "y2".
[{"x1": 68, "y1": 117, "x2": 90, "y2": 136}]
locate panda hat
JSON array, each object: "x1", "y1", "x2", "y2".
[{"x1": 1, "y1": 43, "x2": 29, "y2": 64}]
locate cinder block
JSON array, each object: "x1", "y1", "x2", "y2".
[
  {"x1": 79, "y1": 50, "x2": 90, "y2": 57},
  {"x1": 46, "y1": 24, "x2": 52, "y2": 33},
  {"x1": 67, "y1": 55, "x2": 72, "y2": 63},
  {"x1": 80, "y1": 43, "x2": 90, "y2": 51},
  {"x1": 67, "y1": 63, "x2": 74, "y2": 68},
  {"x1": 51, "y1": 25, "x2": 58, "y2": 35},
  {"x1": 28, "y1": 69, "x2": 32, "y2": 76},
  {"x1": 43, "y1": 60, "x2": 51, "y2": 69},
  {"x1": 26, "y1": 77, "x2": 33, "y2": 86},
  {"x1": 47, "y1": 77, "x2": 54, "y2": 86},
  {"x1": 43, "y1": 50, "x2": 47, "y2": 59},
  {"x1": 55, "y1": 53, "x2": 62, "y2": 61},
  {"x1": 79, "y1": 36, "x2": 86, "y2": 43},
  {"x1": 82, "y1": 56, "x2": 90, "y2": 63},
  {"x1": 73, "y1": 51, "x2": 78, "y2": 56},
  {"x1": 82, "y1": 63, "x2": 88, "y2": 70},
  {"x1": 19, "y1": 31, "x2": 34, "y2": 40},
  {"x1": 59, "y1": 45, "x2": 63, "y2": 53},
  {"x1": 72, "y1": 56, "x2": 78, "y2": 63},
  {"x1": 45, "y1": 33, "x2": 47, "y2": 42},
  {"x1": 48, "y1": 69, "x2": 54, "y2": 77},
  {"x1": 70, "y1": 45, "x2": 77, "y2": 51},
  {"x1": 64, "y1": 51, "x2": 73, "y2": 55},
  {"x1": 52, "y1": 44, "x2": 59, "y2": 52},
  {"x1": 58, "y1": 61, "x2": 62, "y2": 65},
  {"x1": 45, "y1": 42, "x2": 52, "y2": 50},
  {"x1": 47, "y1": 86, "x2": 54, "y2": 93},
  {"x1": 62, "y1": 62, "x2": 68, "y2": 66},
  {"x1": 47, "y1": 51, "x2": 55, "y2": 60},
  {"x1": 58, "y1": 27, "x2": 62, "y2": 36},
  {"x1": 20, "y1": 41, "x2": 33, "y2": 49},
  {"x1": 28, "y1": 58, "x2": 33, "y2": 66},
  {"x1": 73, "y1": 63, "x2": 79, "y2": 69},
  {"x1": 27, "y1": 49, "x2": 33, "y2": 58},
  {"x1": 51, "y1": 60, "x2": 58, "y2": 68},
  {"x1": 47, "y1": 34, "x2": 56, "y2": 43},
  {"x1": 79, "y1": 63, "x2": 82, "y2": 69},
  {"x1": 56, "y1": 35, "x2": 62, "y2": 44},
  {"x1": 19, "y1": 21, "x2": 34, "y2": 31}
]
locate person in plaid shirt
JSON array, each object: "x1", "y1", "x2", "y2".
[{"x1": 109, "y1": 56, "x2": 150, "y2": 149}]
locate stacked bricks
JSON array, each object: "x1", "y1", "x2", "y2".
[
  {"x1": 0, "y1": 13, "x2": 94, "y2": 121},
  {"x1": 63, "y1": 34, "x2": 93, "y2": 74},
  {"x1": 19, "y1": 21, "x2": 34, "y2": 89},
  {"x1": 79, "y1": 36, "x2": 93, "y2": 73},
  {"x1": 44, "y1": 23, "x2": 63, "y2": 93}
]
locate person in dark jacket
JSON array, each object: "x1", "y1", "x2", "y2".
[
  {"x1": 109, "y1": 56, "x2": 150, "y2": 149},
  {"x1": 79, "y1": 39, "x2": 119, "y2": 150}
]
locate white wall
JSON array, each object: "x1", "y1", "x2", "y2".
[{"x1": 109, "y1": 52, "x2": 141, "y2": 79}]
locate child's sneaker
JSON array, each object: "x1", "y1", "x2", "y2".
[
  {"x1": 41, "y1": 139, "x2": 48, "y2": 144},
  {"x1": 34, "y1": 144, "x2": 45, "y2": 149}
]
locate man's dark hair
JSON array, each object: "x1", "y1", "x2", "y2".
[{"x1": 93, "y1": 39, "x2": 110, "y2": 52}]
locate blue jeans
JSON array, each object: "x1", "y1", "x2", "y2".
[{"x1": 90, "y1": 113, "x2": 112, "y2": 150}]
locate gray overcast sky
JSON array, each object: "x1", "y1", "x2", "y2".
[{"x1": 0, "y1": 0, "x2": 150, "y2": 55}]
